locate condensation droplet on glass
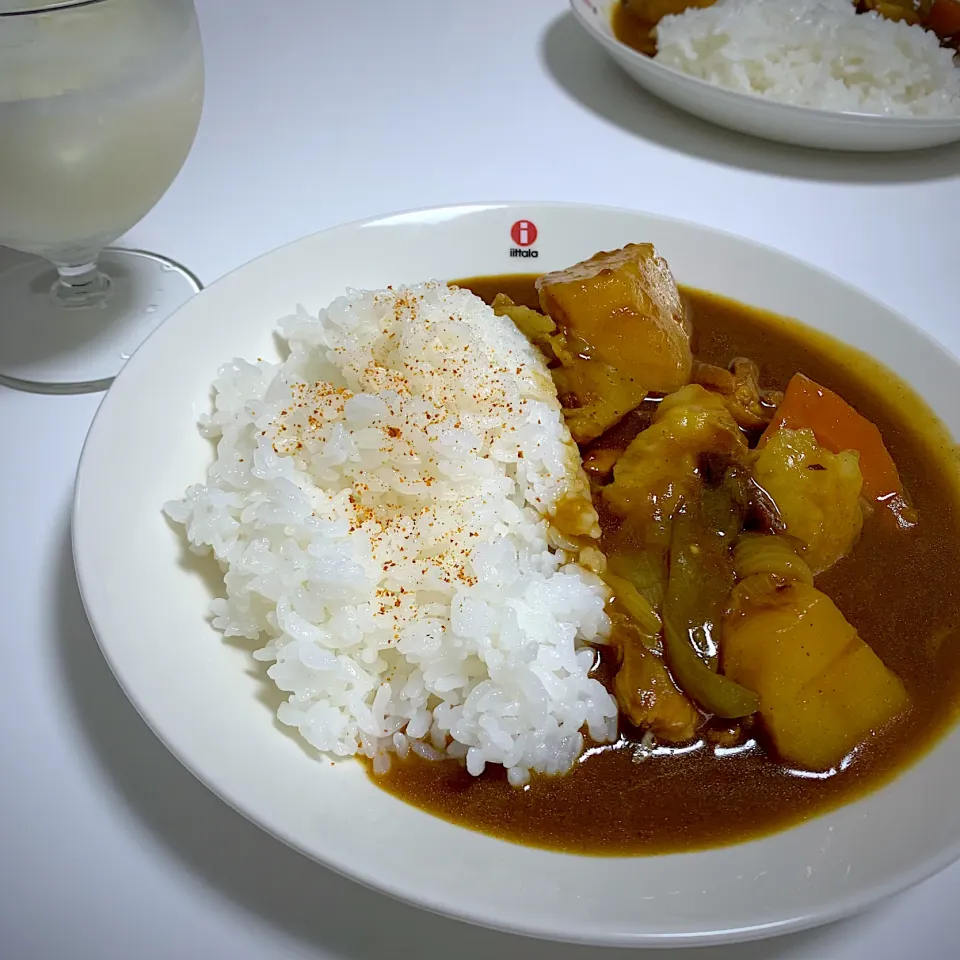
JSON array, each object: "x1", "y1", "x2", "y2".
[
  {"x1": 161, "y1": 264, "x2": 174, "y2": 272},
  {"x1": 145, "y1": 305, "x2": 157, "y2": 314},
  {"x1": 120, "y1": 352, "x2": 132, "y2": 361}
]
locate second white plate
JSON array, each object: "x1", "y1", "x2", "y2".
[{"x1": 570, "y1": 0, "x2": 960, "y2": 152}]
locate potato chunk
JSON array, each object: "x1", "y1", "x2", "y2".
[
  {"x1": 535, "y1": 244, "x2": 692, "y2": 442},
  {"x1": 752, "y1": 427, "x2": 863, "y2": 574},
  {"x1": 723, "y1": 578, "x2": 909, "y2": 771},
  {"x1": 536, "y1": 243, "x2": 691, "y2": 392}
]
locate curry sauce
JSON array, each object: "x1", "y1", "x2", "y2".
[{"x1": 367, "y1": 275, "x2": 960, "y2": 855}]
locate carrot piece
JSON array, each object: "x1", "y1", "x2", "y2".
[
  {"x1": 760, "y1": 373, "x2": 915, "y2": 529},
  {"x1": 927, "y1": 0, "x2": 960, "y2": 38}
]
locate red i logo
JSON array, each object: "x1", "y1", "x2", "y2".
[{"x1": 510, "y1": 220, "x2": 538, "y2": 247}]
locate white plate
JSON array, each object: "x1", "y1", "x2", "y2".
[
  {"x1": 570, "y1": 0, "x2": 960, "y2": 152},
  {"x1": 74, "y1": 202, "x2": 960, "y2": 948}
]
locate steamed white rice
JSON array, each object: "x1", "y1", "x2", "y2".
[
  {"x1": 654, "y1": 0, "x2": 960, "y2": 118},
  {"x1": 165, "y1": 281, "x2": 618, "y2": 785}
]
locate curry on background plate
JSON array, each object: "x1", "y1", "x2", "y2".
[{"x1": 614, "y1": 0, "x2": 960, "y2": 56}]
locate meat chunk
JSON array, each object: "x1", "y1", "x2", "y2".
[
  {"x1": 602, "y1": 384, "x2": 748, "y2": 543},
  {"x1": 694, "y1": 358, "x2": 783, "y2": 431},
  {"x1": 552, "y1": 357, "x2": 649, "y2": 446},
  {"x1": 612, "y1": 621, "x2": 701, "y2": 743},
  {"x1": 723, "y1": 576, "x2": 910, "y2": 771},
  {"x1": 535, "y1": 244, "x2": 693, "y2": 443},
  {"x1": 582, "y1": 447, "x2": 622, "y2": 481},
  {"x1": 491, "y1": 293, "x2": 555, "y2": 349},
  {"x1": 752, "y1": 427, "x2": 864, "y2": 574}
]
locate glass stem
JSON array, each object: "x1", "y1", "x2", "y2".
[{"x1": 51, "y1": 257, "x2": 112, "y2": 309}]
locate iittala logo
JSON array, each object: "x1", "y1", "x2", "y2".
[{"x1": 509, "y1": 220, "x2": 539, "y2": 258}]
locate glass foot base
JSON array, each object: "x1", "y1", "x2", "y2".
[{"x1": 0, "y1": 248, "x2": 202, "y2": 394}]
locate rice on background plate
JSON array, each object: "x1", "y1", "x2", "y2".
[
  {"x1": 165, "y1": 281, "x2": 618, "y2": 786},
  {"x1": 654, "y1": 0, "x2": 960, "y2": 118}
]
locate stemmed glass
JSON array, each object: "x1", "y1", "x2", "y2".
[{"x1": 0, "y1": 0, "x2": 205, "y2": 392}]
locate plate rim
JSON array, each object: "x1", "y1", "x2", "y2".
[{"x1": 72, "y1": 200, "x2": 960, "y2": 947}]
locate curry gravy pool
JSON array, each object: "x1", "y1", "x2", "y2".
[{"x1": 366, "y1": 274, "x2": 960, "y2": 855}]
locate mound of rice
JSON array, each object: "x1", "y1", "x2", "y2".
[
  {"x1": 165, "y1": 281, "x2": 618, "y2": 785},
  {"x1": 654, "y1": 0, "x2": 960, "y2": 118}
]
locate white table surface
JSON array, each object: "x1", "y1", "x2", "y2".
[{"x1": 3, "y1": 1, "x2": 960, "y2": 957}]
